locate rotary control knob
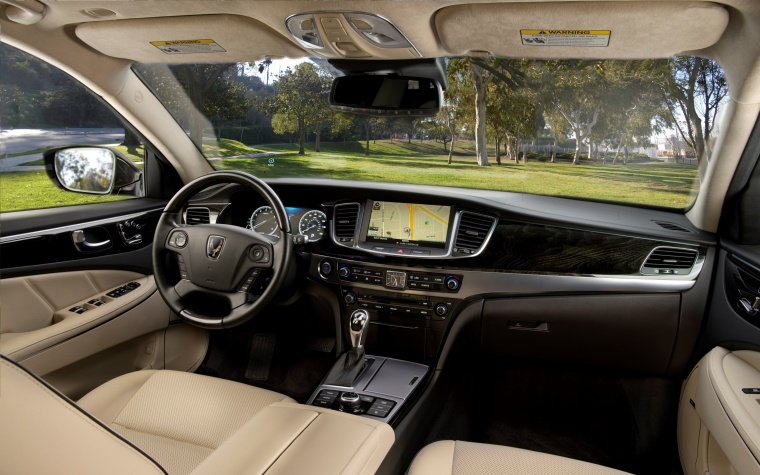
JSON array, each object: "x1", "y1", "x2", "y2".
[
  {"x1": 338, "y1": 265, "x2": 351, "y2": 280},
  {"x1": 339, "y1": 391, "x2": 361, "y2": 413},
  {"x1": 344, "y1": 292, "x2": 357, "y2": 305},
  {"x1": 445, "y1": 276, "x2": 461, "y2": 291},
  {"x1": 434, "y1": 303, "x2": 449, "y2": 317}
]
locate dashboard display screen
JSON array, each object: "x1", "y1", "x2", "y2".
[{"x1": 366, "y1": 201, "x2": 451, "y2": 248}]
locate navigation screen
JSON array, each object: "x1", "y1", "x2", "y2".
[{"x1": 366, "y1": 201, "x2": 451, "y2": 248}]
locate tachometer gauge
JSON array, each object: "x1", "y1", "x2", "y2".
[
  {"x1": 250, "y1": 206, "x2": 279, "y2": 236},
  {"x1": 298, "y1": 210, "x2": 327, "y2": 242}
]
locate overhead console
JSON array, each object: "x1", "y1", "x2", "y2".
[{"x1": 331, "y1": 200, "x2": 497, "y2": 259}]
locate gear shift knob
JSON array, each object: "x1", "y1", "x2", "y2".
[{"x1": 349, "y1": 309, "x2": 370, "y2": 349}]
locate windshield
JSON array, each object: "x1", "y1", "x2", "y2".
[{"x1": 133, "y1": 57, "x2": 728, "y2": 209}]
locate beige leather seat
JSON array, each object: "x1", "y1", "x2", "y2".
[
  {"x1": 408, "y1": 440, "x2": 632, "y2": 475},
  {"x1": 0, "y1": 355, "x2": 394, "y2": 475}
]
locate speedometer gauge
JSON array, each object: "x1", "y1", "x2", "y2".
[
  {"x1": 298, "y1": 210, "x2": 327, "y2": 242},
  {"x1": 249, "y1": 206, "x2": 279, "y2": 236}
]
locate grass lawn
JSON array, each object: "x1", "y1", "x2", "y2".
[
  {"x1": 0, "y1": 139, "x2": 698, "y2": 213},
  {"x1": 203, "y1": 138, "x2": 263, "y2": 158},
  {"x1": 0, "y1": 170, "x2": 129, "y2": 212},
  {"x1": 216, "y1": 140, "x2": 699, "y2": 209}
]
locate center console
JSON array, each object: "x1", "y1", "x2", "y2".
[{"x1": 307, "y1": 356, "x2": 428, "y2": 421}]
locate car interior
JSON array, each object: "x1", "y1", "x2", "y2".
[{"x1": 2, "y1": 0, "x2": 760, "y2": 474}]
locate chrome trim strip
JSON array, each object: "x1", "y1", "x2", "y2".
[
  {"x1": 310, "y1": 253, "x2": 698, "y2": 297},
  {"x1": 0, "y1": 208, "x2": 164, "y2": 244}
]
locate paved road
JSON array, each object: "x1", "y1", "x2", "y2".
[
  {"x1": 1, "y1": 128, "x2": 125, "y2": 155},
  {"x1": 1, "y1": 128, "x2": 125, "y2": 172}
]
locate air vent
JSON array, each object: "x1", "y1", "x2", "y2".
[
  {"x1": 334, "y1": 203, "x2": 360, "y2": 245},
  {"x1": 653, "y1": 221, "x2": 691, "y2": 233},
  {"x1": 453, "y1": 212, "x2": 496, "y2": 255},
  {"x1": 186, "y1": 207, "x2": 210, "y2": 225},
  {"x1": 641, "y1": 247, "x2": 699, "y2": 275}
]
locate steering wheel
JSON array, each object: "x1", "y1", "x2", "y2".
[{"x1": 152, "y1": 170, "x2": 293, "y2": 329}]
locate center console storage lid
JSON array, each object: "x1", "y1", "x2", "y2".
[{"x1": 191, "y1": 402, "x2": 394, "y2": 475}]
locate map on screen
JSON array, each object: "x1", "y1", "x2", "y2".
[{"x1": 366, "y1": 201, "x2": 451, "y2": 247}]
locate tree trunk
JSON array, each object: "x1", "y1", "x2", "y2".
[
  {"x1": 495, "y1": 136, "x2": 501, "y2": 165},
  {"x1": 121, "y1": 128, "x2": 141, "y2": 147},
  {"x1": 365, "y1": 121, "x2": 370, "y2": 156},
  {"x1": 603, "y1": 146, "x2": 608, "y2": 164},
  {"x1": 624, "y1": 146, "x2": 629, "y2": 165},
  {"x1": 551, "y1": 133, "x2": 558, "y2": 163},
  {"x1": 315, "y1": 126, "x2": 321, "y2": 153},
  {"x1": 572, "y1": 131, "x2": 582, "y2": 165},
  {"x1": 298, "y1": 118, "x2": 306, "y2": 155},
  {"x1": 448, "y1": 136, "x2": 454, "y2": 164},
  {"x1": 612, "y1": 141, "x2": 622, "y2": 164},
  {"x1": 471, "y1": 64, "x2": 490, "y2": 166}
]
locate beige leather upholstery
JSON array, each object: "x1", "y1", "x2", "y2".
[
  {"x1": 0, "y1": 356, "x2": 165, "y2": 475},
  {"x1": 0, "y1": 272, "x2": 155, "y2": 359},
  {"x1": 408, "y1": 440, "x2": 631, "y2": 475},
  {"x1": 678, "y1": 347, "x2": 760, "y2": 475},
  {"x1": 2, "y1": 357, "x2": 395, "y2": 475},
  {"x1": 79, "y1": 369, "x2": 294, "y2": 475}
]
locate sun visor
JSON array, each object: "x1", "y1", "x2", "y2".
[
  {"x1": 75, "y1": 15, "x2": 306, "y2": 63},
  {"x1": 435, "y1": 2, "x2": 728, "y2": 59}
]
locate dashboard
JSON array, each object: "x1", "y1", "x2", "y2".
[{"x1": 177, "y1": 178, "x2": 714, "y2": 374}]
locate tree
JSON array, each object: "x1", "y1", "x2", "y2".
[
  {"x1": 665, "y1": 57, "x2": 727, "y2": 172},
  {"x1": 171, "y1": 64, "x2": 238, "y2": 148},
  {"x1": 265, "y1": 63, "x2": 331, "y2": 155}
]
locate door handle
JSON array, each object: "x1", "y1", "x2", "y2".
[{"x1": 72, "y1": 229, "x2": 112, "y2": 253}]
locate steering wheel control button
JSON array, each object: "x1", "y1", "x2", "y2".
[
  {"x1": 249, "y1": 245, "x2": 270, "y2": 264},
  {"x1": 238, "y1": 270, "x2": 260, "y2": 292},
  {"x1": 174, "y1": 232, "x2": 188, "y2": 248}
]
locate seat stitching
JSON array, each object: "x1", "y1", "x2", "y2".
[{"x1": 2, "y1": 362, "x2": 165, "y2": 475}]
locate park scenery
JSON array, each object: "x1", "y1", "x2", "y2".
[{"x1": 1, "y1": 42, "x2": 726, "y2": 212}]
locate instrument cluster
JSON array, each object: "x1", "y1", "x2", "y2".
[{"x1": 247, "y1": 206, "x2": 328, "y2": 242}]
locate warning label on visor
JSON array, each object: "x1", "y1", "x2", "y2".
[
  {"x1": 520, "y1": 30, "x2": 611, "y2": 47},
  {"x1": 150, "y1": 39, "x2": 226, "y2": 54}
]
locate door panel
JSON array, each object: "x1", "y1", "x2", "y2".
[
  {"x1": 0, "y1": 271, "x2": 154, "y2": 359},
  {"x1": 679, "y1": 347, "x2": 760, "y2": 475},
  {"x1": 0, "y1": 203, "x2": 209, "y2": 396}
]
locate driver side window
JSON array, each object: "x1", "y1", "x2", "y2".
[{"x1": 0, "y1": 43, "x2": 144, "y2": 213}]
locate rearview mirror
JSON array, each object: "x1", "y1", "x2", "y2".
[{"x1": 329, "y1": 75, "x2": 442, "y2": 117}]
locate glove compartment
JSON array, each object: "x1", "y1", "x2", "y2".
[{"x1": 481, "y1": 294, "x2": 680, "y2": 374}]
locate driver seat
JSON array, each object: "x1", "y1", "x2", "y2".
[{"x1": 0, "y1": 355, "x2": 294, "y2": 475}]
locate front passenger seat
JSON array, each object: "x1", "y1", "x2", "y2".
[
  {"x1": 0, "y1": 355, "x2": 293, "y2": 475},
  {"x1": 408, "y1": 440, "x2": 632, "y2": 475}
]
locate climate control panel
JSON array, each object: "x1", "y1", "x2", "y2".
[
  {"x1": 341, "y1": 287, "x2": 454, "y2": 321},
  {"x1": 320, "y1": 260, "x2": 463, "y2": 293}
]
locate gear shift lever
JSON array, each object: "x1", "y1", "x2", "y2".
[
  {"x1": 322, "y1": 309, "x2": 371, "y2": 387},
  {"x1": 349, "y1": 309, "x2": 369, "y2": 349}
]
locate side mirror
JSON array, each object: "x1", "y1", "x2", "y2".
[
  {"x1": 329, "y1": 75, "x2": 442, "y2": 117},
  {"x1": 44, "y1": 146, "x2": 143, "y2": 196}
]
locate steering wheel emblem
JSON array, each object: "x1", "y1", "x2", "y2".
[{"x1": 206, "y1": 235, "x2": 226, "y2": 260}]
